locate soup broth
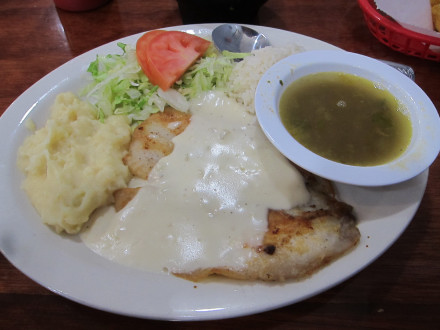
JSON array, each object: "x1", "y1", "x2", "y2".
[{"x1": 279, "y1": 72, "x2": 412, "y2": 166}]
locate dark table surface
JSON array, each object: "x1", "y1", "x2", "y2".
[{"x1": 1, "y1": 0, "x2": 439, "y2": 328}]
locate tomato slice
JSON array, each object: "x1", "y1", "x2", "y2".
[
  {"x1": 136, "y1": 30, "x2": 167, "y2": 80},
  {"x1": 136, "y1": 30, "x2": 211, "y2": 90}
]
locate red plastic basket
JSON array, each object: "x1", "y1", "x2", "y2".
[{"x1": 358, "y1": 0, "x2": 440, "y2": 61}]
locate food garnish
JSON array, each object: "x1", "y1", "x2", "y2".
[
  {"x1": 136, "y1": 30, "x2": 211, "y2": 90},
  {"x1": 82, "y1": 33, "x2": 241, "y2": 126}
]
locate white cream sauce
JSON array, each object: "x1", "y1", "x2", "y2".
[{"x1": 81, "y1": 92, "x2": 310, "y2": 274}]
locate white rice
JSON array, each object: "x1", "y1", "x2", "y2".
[{"x1": 227, "y1": 44, "x2": 304, "y2": 114}]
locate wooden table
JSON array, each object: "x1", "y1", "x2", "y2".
[{"x1": 1, "y1": 0, "x2": 439, "y2": 328}]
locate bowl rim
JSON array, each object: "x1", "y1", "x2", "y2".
[{"x1": 255, "y1": 49, "x2": 440, "y2": 186}]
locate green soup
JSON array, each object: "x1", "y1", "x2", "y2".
[{"x1": 279, "y1": 72, "x2": 412, "y2": 166}]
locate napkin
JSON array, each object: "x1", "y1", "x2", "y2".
[{"x1": 375, "y1": 0, "x2": 440, "y2": 37}]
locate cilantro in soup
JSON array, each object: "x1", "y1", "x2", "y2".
[{"x1": 279, "y1": 72, "x2": 412, "y2": 166}]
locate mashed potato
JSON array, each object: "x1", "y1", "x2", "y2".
[{"x1": 17, "y1": 92, "x2": 132, "y2": 234}]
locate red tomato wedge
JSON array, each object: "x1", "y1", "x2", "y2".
[
  {"x1": 136, "y1": 30, "x2": 167, "y2": 80},
  {"x1": 136, "y1": 30, "x2": 211, "y2": 90}
]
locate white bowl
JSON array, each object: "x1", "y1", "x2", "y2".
[{"x1": 255, "y1": 50, "x2": 440, "y2": 186}]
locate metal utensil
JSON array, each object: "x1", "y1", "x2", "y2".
[
  {"x1": 212, "y1": 24, "x2": 415, "y2": 81},
  {"x1": 212, "y1": 23, "x2": 270, "y2": 53},
  {"x1": 379, "y1": 59, "x2": 415, "y2": 81}
]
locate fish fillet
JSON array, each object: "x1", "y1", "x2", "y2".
[
  {"x1": 116, "y1": 107, "x2": 360, "y2": 282},
  {"x1": 123, "y1": 106, "x2": 191, "y2": 180},
  {"x1": 114, "y1": 107, "x2": 191, "y2": 211},
  {"x1": 174, "y1": 170, "x2": 360, "y2": 281}
]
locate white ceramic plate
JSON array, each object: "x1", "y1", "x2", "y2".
[
  {"x1": 255, "y1": 50, "x2": 440, "y2": 186},
  {"x1": 0, "y1": 24, "x2": 428, "y2": 321}
]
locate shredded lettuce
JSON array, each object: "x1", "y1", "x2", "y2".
[
  {"x1": 177, "y1": 49, "x2": 247, "y2": 98},
  {"x1": 81, "y1": 43, "x2": 163, "y2": 125},
  {"x1": 81, "y1": 42, "x2": 246, "y2": 126}
]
